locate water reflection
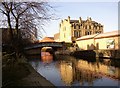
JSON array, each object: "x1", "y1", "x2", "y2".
[
  {"x1": 28, "y1": 54, "x2": 120, "y2": 86},
  {"x1": 41, "y1": 52, "x2": 53, "y2": 63},
  {"x1": 59, "y1": 61, "x2": 73, "y2": 86},
  {"x1": 57, "y1": 56, "x2": 102, "y2": 86}
]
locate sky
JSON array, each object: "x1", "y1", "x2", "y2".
[{"x1": 38, "y1": 1, "x2": 119, "y2": 39}]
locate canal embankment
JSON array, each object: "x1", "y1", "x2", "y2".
[
  {"x1": 54, "y1": 47, "x2": 120, "y2": 59},
  {"x1": 71, "y1": 49, "x2": 120, "y2": 59},
  {"x1": 2, "y1": 53, "x2": 56, "y2": 88}
]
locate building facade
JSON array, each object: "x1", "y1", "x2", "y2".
[
  {"x1": 59, "y1": 16, "x2": 103, "y2": 43},
  {"x1": 76, "y1": 30, "x2": 120, "y2": 50}
]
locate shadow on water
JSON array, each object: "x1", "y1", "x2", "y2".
[
  {"x1": 72, "y1": 50, "x2": 96, "y2": 62},
  {"x1": 98, "y1": 58, "x2": 120, "y2": 68},
  {"x1": 110, "y1": 59, "x2": 120, "y2": 67}
]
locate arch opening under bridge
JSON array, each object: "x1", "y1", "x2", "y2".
[{"x1": 24, "y1": 42, "x2": 64, "y2": 58}]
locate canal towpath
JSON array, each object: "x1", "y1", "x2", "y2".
[{"x1": 2, "y1": 54, "x2": 56, "y2": 88}]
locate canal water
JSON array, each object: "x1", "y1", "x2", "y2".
[{"x1": 28, "y1": 52, "x2": 120, "y2": 87}]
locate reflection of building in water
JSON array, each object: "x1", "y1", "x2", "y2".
[
  {"x1": 59, "y1": 61, "x2": 74, "y2": 85},
  {"x1": 77, "y1": 60, "x2": 120, "y2": 80},
  {"x1": 58, "y1": 58, "x2": 120, "y2": 86},
  {"x1": 58, "y1": 60, "x2": 101, "y2": 86},
  {"x1": 75, "y1": 68, "x2": 101, "y2": 86}
]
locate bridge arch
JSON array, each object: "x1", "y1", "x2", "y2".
[{"x1": 25, "y1": 42, "x2": 63, "y2": 59}]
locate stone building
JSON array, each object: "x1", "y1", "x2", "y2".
[
  {"x1": 76, "y1": 30, "x2": 120, "y2": 50},
  {"x1": 59, "y1": 16, "x2": 103, "y2": 43}
]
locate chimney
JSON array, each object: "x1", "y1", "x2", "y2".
[
  {"x1": 89, "y1": 17, "x2": 92, "y2": 21},
  {"x1": 79, "y1": 17, "x2": 82, "y2": 23},
  {"x1": 68, "y1": 16, "x2": 70, "y2": 23},
  {"x1": 61, "y1": 20, "x2": 63, "y2": 23}
]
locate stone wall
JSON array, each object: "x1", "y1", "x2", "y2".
[
  {"x1": 94, "y1": 49, "x2": 120, "y2": 59},
  {"x1": 71, "y1": 49, "x2": 120, "y2": 59}
]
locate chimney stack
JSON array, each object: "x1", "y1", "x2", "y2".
[
  {"x1": 79, "y1": 17, "x2": 82, "y2": 23},
  {"x1": 68, "y1": 16, "x2": 70, "y2": 23}
]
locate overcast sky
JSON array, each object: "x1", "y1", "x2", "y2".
[{"x1": 38, "y1": 1, "x2": 119, "y2": 39}]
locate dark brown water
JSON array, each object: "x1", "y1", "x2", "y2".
[{"x1": 28, "y1": 52, "x2": 120, "y2": 87}]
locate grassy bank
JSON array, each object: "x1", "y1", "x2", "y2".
[{"x1": 2, "y1": 53, "x2": 56, "y2": 88}]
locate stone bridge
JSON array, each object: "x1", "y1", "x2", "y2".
[{"x1": 24, "y1": 42, "x2": 63, "y2": 55}]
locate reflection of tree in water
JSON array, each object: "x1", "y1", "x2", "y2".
[{"x1": 59, "y1": 61, "x2": 73, "y2": 86}]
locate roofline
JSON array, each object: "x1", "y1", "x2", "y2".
[
  {"x1": 94, "y1": 34, "x2": 120, "y2": 39},
  {"x1": 76, "y1": 30, "x2": 120, "y2": 41},
  {"x1": 76, "y1": 34, "x2": 99, "y2": 41}
]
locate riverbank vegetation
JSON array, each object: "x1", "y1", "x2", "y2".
[{"x1": 2, "y1": 54, "x2": 30, "y2": 87}]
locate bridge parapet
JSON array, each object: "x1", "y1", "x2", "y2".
[{"x1": 25, "y1": 42, "x2": 63, "y2": 50}]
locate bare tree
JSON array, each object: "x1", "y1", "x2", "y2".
[{"x1": 0, "y1": 1, "x2": 55, "y2": 56}]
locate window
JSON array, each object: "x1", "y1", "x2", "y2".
[
  {"x1": 89, "y1": 26, "x2": 91, "y2": 29},
  {"x1": 106, "y1": 39, "x2": 115, "y2": 49},
  {"x1": 79, "y1": 25, "x2": 80, "y2": 29},
  {"x1": 74, "y1": 31, "x2": 78, "y2": 37},
  {"x1": 88, "y1": 32, "x2": 89, "y2": 35},
  {"x1": 74, "y1": 25, "x2": 76, "y2": 29},
  {"x1": 79, "y1": 31, "x2": 81, "y2": 37}
]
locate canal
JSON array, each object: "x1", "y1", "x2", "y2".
[{"x1": 28, "y1": 52, "x2": 120, "y2": 87}]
